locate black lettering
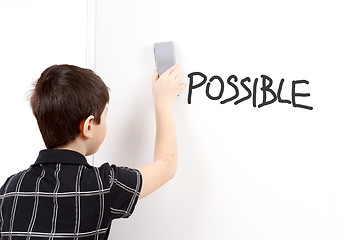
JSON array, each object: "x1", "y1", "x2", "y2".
[
  {"x1": 292, "y1": 80, "x2": 313, "y2": 110},
  {"x1": 258, "y1": 75, "x2": 277, "y2": 108},
  {"x1": 277, "y1": 78, "x2": 291, "y2": 104},
  {"x1": 221, "y1": 75, "x2": 239, "y2": 104},
  {"x1": 206, "y1": 76, "x2": 224, "y2": 100},
  {"x1": 234, "y1": 77, "x2": 252, "y2": 105},
  {"x1": 253, "y1": 78, "x2": 258, "y2": 107},
  {"x1": 188, "y1": 72, "x2": 207, "y2": 104}
]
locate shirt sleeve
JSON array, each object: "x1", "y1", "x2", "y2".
[{"x1": 108, "y1": 165, "x2": 142, "y2": 219}]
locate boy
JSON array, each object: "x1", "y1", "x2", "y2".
[{"x1": 0, "y1": 64, "x2": 185, "y2": 239}]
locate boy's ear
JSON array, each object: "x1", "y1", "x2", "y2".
[{"x1": 80, "y1": 115, "x2": 95, "y2": 139}]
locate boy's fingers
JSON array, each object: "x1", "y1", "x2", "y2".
[
  {"x1": 169, "y1": 67, "x2": 182, "y2": 81},
  {"x1": 178, "y1": 82, "x2": 187, "y2": 91},
  {"x1": 163, "y1": 64, "x2": 178, "y2": 76},
  {"x1": 175, "y1": 72, "x2": 184, "y2": 82},
  {"x1": 152, "y1": 70, "x2": 159, "y2": 83}
]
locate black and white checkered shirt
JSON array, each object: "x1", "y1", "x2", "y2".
[{"x1": 0, "y1": 149, "x2": 142, "y2": 240}]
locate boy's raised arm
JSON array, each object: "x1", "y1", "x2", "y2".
[{"x1": 138, "y1": 64, "x2": 185, "y2": 199}]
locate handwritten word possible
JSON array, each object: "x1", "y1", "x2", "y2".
[{"x1": 187, "y1": 72, "x2": 313, "y2": 110}]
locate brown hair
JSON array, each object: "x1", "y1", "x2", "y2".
[{"x1": 30, "y1": 64, "x2": 110, "y2": 149}]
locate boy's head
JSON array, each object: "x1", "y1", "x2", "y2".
[{"x1": 30, "y1": 64, "x2": 110, "y2": 150}]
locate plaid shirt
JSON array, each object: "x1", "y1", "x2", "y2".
[{"x1": 0, "y1": 149, "x2": 142, "y2": 240}]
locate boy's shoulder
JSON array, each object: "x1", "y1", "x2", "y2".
[
  {"x1": 0, "y1": 150, "x2": 142, "y2": 196},
  {"x1": 0, "y1": 169, "x2": 29, "y2": 194},
  {"x1": 1, "y1": 149, "x2": 142, "y2": 202}
]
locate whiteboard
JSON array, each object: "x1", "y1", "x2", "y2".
[
  {"x1": 94, "y1": 0, "x2": 360, "y2": 239},
  {"x1": 0, "y1": 0, "x2": 358, "y2": 239}
]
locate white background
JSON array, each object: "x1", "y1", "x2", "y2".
[{"x1": 1, "y1": 1, "x2": 360, "y2": 239}]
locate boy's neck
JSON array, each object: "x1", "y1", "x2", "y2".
[{"x1": 55, "y1": 138, "x2": 87, "y2": 156}]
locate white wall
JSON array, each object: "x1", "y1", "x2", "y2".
[
  {"x1": 1, "y1": 1, "x2": 359, "y2": 239},
  {"x1": 94, "y1": 0, "x2": 360, "y2": 239},
  {"x1": 0, "y1": 1, "x2": 88, "y2": 182}
]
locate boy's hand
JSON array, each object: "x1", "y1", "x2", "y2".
[{"x1": 152, "y1": 64, "x2": 186, "y2": 109}]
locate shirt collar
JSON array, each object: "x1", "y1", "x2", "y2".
[{"x1": 33, "y1": 149, "x2": 92, "y2": 167}]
